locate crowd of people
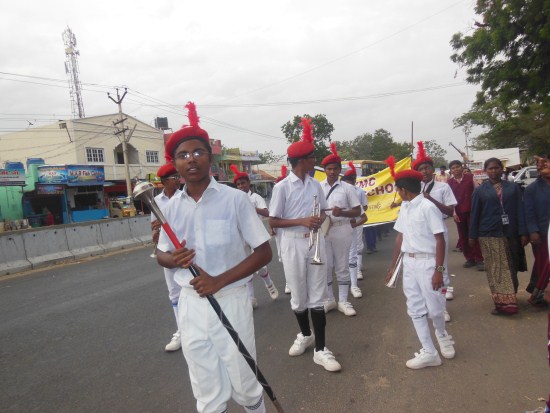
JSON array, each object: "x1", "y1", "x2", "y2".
[{"x1": 148, "y1": 103, "x2": 549, "y2": 413}]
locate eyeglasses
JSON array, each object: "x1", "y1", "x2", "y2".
[
  {"x1": 165, "y1": 175, "x2": 181, "y2": 181},
  {"x1": 175, "y1": 149, "x2": 208, "y2": 160}
]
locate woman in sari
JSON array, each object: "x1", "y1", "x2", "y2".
[{"x1": 469, "y1": 157, "x2": 528, "y2": 315}]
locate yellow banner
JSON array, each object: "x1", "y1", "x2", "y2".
[{"x1": 314, "y1": 157, "x2": 411, "y2": 226}]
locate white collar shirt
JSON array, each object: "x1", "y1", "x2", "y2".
[
  {"x1": 421, "y1": 180, "x2": 457, "y2": 220},
  {"x1": 151, "y1": 188, "x2": 181, "y2": 222},
  {"x1": 320, "y1": 179, "x2": 360, "y2": 223},
  {"x1": 269, "y1": 171, "x2": 328, "y2": 233},
  {"x1": 248, "y1": 190, "x2": 267, "y2": 219},
  {"x1": 394, "y1": 195, "x2": 446, "y2": 254},
  {"x1": 354, "y1": 185, "x2": 368, "y2": 213},
  {"x1": 157, "y1": 177, "x2": 270, "y2": 290}
]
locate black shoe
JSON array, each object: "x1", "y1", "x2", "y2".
[
  {"x1": 463, "y1": 260, "x2": 476, "y2": 268},
  {"x1": 476, "y1": 262, "x2": 485, "y2": 271}
]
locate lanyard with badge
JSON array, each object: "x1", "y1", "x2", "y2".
[{"x1": 494, "y1": 183, "x2": 509, "y2": 225}]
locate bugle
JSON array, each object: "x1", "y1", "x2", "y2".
[
  {"x1": 385, "y1": 252, "x2": 403, "y2": 288},
  {"x1": 309, "y1": 195, "x2": 323, "y2": 265}
]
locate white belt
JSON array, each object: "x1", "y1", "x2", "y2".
[
  {"x1": 330, "y1": 220, "x2": 350, "y2": 228},
  {"x1": 179, "y1": 284, "x2": 246, "y2": 299},
  {"x1": 283, "y1": 231, "x2": 310, "y2": 239},
  {"x1": 406, "y1": 252, "x2": 434, "y2": 258}
]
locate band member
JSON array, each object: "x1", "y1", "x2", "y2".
[
  {"x1": 412, "y1": 141, "x2": 457, "y2": 321},
  {"x1": 386, "y1": 167, "x2": 456, "y2": 369},
  {"x1": 320, "y1": 146, "x2": 361, "y2": 316},
  {"x1": 341, "y1": 162, "x2": 369, "y2": 294},
  {"x1": 273, "y1": 165, "x2": 291, "y2": 294},
  {"x1": 151, "y1": 163, "x2": 183, "y2": 352},
  {"x1": 231, "y1": 164, "x2": 279, "y2": 308},
  {"x1": 269, "y1": 118, "x2": 342, "y2": 372},
  {"x1": 157, "y1": 102, "x2": 272, "y2": 413}
]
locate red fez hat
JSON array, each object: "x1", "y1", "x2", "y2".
[
  {"x1": 165, "y1": 102, "x2": 209, "y2": 162},
  {"x1": 157, "y1": 163, "x2": 178, "y2": 178},
  {"x1": 230, "y1": 164, "x2": 249, "y2": 184},
  {"x1": 343, "y1": 161, "x2": 357, "y2": 177},
  {"x1": 411, "y1": 141, "x2": 434, "y2": 170},
  {"x1": 321, "y1": 142, "x2": 342, "y2": 167},
  {"x1": 394, "y1": 169, "x2": 423, "y2": 182},
  {"x1": 287, "y1": 118, "x2": 315, "y2": 158},
  {"x1": 275, "y1": 165, "x2": 287, "y2": 183}
]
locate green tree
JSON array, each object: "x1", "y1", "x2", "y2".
[
  {"x1": 335, "y1": 129, "x2": 412, "y2": 161},
  {"x1": 258, "y1": 150, "x2": 285, "y2": 164},
  {"x1": 281, "y1": 114, "x2": 334, "y2": 159},
  {"x1": 422, "y1": 140, "x2": 449, "y2": 167}
]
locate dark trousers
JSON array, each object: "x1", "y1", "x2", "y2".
[
  {"x1": 364, "y1": 226, "x2": 377, "y2": 251},
  {"x1": 455, "y1": 211, "x2": 483, "y2": 262}
]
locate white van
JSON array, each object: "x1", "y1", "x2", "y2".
[{"x1": 513, "y1": 166, "x2": 539, "y2": 188}]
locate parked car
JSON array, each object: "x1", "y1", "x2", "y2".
[
  {"x1": 109, "y1": 197, "x2": 137, "y2": 218},
  {"x1": 513, "y1": 166, "x2": 539, "y2": 189}
]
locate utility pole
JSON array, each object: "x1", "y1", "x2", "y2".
[
  {"x1": 410, "y1": 121, "x2": 414, "y2": 157},
  {"x1": 108, "y1": 87, "x2": 136, "y2": 203}
]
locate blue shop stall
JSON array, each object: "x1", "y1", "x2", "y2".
[{"x1": 36, "y1": 165, "x2": 108, "y2": 223}]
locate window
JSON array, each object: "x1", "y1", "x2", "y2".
[
  {"x1": 86, "y1": 147, "x2": 104, "y2": 163},
  {"x1": 146, "y1": 150, "x2": 159, "y2": 163}
]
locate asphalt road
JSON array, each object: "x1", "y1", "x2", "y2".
[{"x1": 1, "y1": 222, "x2": 548, "y2": 413}]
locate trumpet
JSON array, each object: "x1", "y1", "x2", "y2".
[
  {"x1": 309, "y1": 195, "x2": 324, "y2": 265},
  {"x1": 385, "y1": 252, "x2": 403, "y2": 288},
  {"x1": 150, "y1": 242, "x2": 158, "y2": 258}
]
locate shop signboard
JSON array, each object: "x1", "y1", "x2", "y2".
[
  {"x1": 38, "y1": 165, "x2": 105, "y2": 186},
  {"x1": 37, "y1": 184, "x2": 65, "y2": 195},
  {"x1": 0, "y1": 168, "x2": 26, "y2": 186}
]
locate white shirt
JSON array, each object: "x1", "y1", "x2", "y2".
[
  {"x1": 320, "y1": 179, "x2": 360, "y2": 223},
  {"x1": 354, "y1": 185, "x2": 368, "y2": 214},
  {"x1": 421, "y1": 180, "x2": 457, "y2": 220},
  {"x1": 248, "y1": 190, "x2": 267, "y2": 219},
  {"x1": 270, "y1": 171, "x2": 328, "y2": 234},
  {"x1": 157, "y1": 177, "x2": 270, "y2": 290},
  {"x1": 151, "y1": 189, "x2": 182, "y2": 223},
  {"x1": 394, "y1": 195, "x2": 446, "y2": 254}
]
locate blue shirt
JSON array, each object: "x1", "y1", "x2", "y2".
[{"x1": 523, "y1": 177, "x2": 550, "y2": 235}]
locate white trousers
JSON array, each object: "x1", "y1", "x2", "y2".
[
  {"x1": 280, "y1": 232, "x2": 327, "y2": 311},
  {"x1": 165, "y1": 268, "x2": 182, "y2": 330},
  {"x1": 402, "y1": 254, "x2": 446, "y2": 351},
  {"x1": 349, "y1": 226, "x2": 364, "y2": 268},
  {"x1": 178, "y1": 286, "x2": 263, "y2": 413},
  {"x1": 325, "y1": 223, "x2": 353, "y2": 299}
]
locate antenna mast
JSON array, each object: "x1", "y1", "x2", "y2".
[{"x1": 62, "y1": 27, "x2": 85, "y2": 119}]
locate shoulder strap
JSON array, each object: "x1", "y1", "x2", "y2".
[{"x1": 326, "y1": 183, "x2": 339, "y2": 200}]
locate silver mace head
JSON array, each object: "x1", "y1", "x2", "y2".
[{"x1": 133, "y1": 181, "x2": 167, "y2": 225}]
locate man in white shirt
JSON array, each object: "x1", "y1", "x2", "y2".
[
  {"x1": 151, "y1": 163, "x2": 182, "y2": 352},
  {"x1": 320, "y1": 144, "x2": 361, "y2": 316},
  {"x1": 157, "y1": 102, "x2": 272, "y2": 413},
  {"x1": 387, "y1": 168, "x2": 456, "y2": 370},
  {"x1": 231, "y1": 164, "x2": 279, "y2": 308},
  {"x1": 269, "y1": 118, "x2": 342, "y2": 372}
]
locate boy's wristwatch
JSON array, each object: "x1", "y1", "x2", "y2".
[{"x1": 435, "y1": 265, "x2": 445, "y2": 273}]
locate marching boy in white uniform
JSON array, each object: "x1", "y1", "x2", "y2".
[
  {"x1": 386, "y1": 167, "x2": 456, "y2": 369},
  {"x1": 157, "y1": 103, "x2": 272, "y2": 413},
  {"x1": 151, "y1": 163, "x2": 182, "y2": 351},
  {"x1": 269, "y1": 118, "x2": 342, "y2": 372},
  {"x1": 231, "y1": 164, "x2": 279, "y2": 308},
  {"x1": 320, "y1": 144, "x2": 361, "y2": 316}
]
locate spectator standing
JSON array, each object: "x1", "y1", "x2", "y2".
[{"x1": 434, "y1": 165, "x2": 450, "y2": 183}]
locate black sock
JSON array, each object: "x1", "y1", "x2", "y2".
[
  {"x1": 294, "y1": 309, "x2": 311, "y2": 337},
  {"x1": 310, "y1": 307, "x2": 326, "y2": 351}
]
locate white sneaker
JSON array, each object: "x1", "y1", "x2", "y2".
[
  {"x1": 288, "y1": 333, "x2": 315, "y2": 356},
  {"x1": 324, "y1": 298, "x2": 337, "y2": 313},
  {"x1": 444, "y1": 310, "x2": 451, "y2": 322},
  {"x1": 445, "y1": 287, "x2": 454, "y2": 300},
  {"x1": 165, "y1": 331, "x2": 181, "y2": 352},
  {"x1": 313, "y1": 347, "x2": 342, "y2": 372},
  {"x1": 436, "y1": 333, "x2": 456, "y2": 359},
  {"x1": 405, "y1": 348, "x2": 442, "y2": 369},
  {"x1": 284, "y1": 284, "x2": 291, "y2": 294},
  {"x1": 357, "y1": 269, "x2": 364, "y2": 280},
  {"x1": 266, "y1": 283, "x2": 279, "y2": 300},
  {"x1": 251, "y1": 297, "x2": 258, "y2": 309},
  {"x1": 351, "y1": 286, "x2": 362, "y2": 298},
  {"x1": 337, "y1": 301, "x2": 357, "y2": 316}
]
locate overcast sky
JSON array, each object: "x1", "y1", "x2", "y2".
[{"x1": 0, "y1": 0, "x2": 481, "y2": 160}]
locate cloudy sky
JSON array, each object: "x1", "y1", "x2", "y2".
[{"x1": 0, "y1": 0, "x2": 481, "y2": 159}]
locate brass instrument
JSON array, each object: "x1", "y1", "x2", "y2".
[
  {"x1": 385, "y1": 252, "x2": 403, "y2": 288},
  {"x1": 309, "y1": 195, "x2": 324, "y2": 265}
]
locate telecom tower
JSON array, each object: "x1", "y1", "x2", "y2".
[{"x1": 62, "y1": 27, "x2": 85, "y2": 119}]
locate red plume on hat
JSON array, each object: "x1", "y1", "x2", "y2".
[
  {"x1": 343, "y1": 161, "x2": 357, "y2": 177},
  {"x1": 287, "y1": 117, "x2": 315, "y2": 158},
  {"x1": 411, "y1": 141, "x2": 434, "y2": 170},
  {"x1": 230, "y1": 164, "x2": 249, "y2": 184},
  {"x1": 321, "y1": 142, "x2": 342, "y2": 167},
  {"x1": 385, "y1": 155, "x2": 396, "y2": 180},
  {"x1": 164, "y1": 101, "x2": 210, "y2": 162},
  {"x1": 276, "y1": 165, "x2": 288, "y2": 183}
]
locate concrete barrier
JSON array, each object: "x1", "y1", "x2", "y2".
[
  {"x1": 99, "y1": 218, "x2": 139, "y2": 253},
  {"x1": 22, "y1": 227, "x2": 74, "y2": 269},
  {"x1": 129, "y1": 215, "x2": 152, "y2": 244},
  {"x1": 0, "y1": 232, "x2": 32, "y2": 275},
  {"x1": 65, "y1": 222, "x2": 105, "y2": 259}
]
